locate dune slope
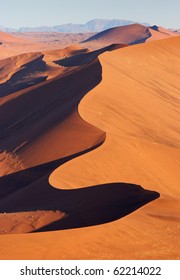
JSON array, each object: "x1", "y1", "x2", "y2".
[
  {"x1": 1, "y1": 44, "x2": 147, "y2": 237},
  {"x1": 50, "y1": 37, "x2": 180, "y2": 259},
  {"x1": 0, "y1": 36, "x2": 179, "y2": 259},
  {"x1": 56, "y1": 37, "x2": 180, "y2": 191},
  {"x1": 82, "y1": 23, "x2": 177, "y2": 49},
  {"x1": 0, "y1": 31, "x2": 95, "y2": 60}
]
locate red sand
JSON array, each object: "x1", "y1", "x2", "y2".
[{"x1": 0, "y1": 27, "x2": 179, "y2": 259}]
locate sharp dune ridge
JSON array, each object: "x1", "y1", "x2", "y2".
[
  {"x1": 82, "y1": 23, "x2": 177, "y2": 49},
  {"x1": 0, "y1": 43, "x2": 158, "y2": 236},
  {"x1": 0, "y1": 25, "x2": 179, "y2": 259},
  {"x1": 49, "y1": 37, "x2": 180, "y2": 259},
  {"x1": 82, "y1": 24, "x2": 152, "y2": 43}
]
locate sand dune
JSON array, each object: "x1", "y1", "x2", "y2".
[
  {"x1": 49, "y1": 37, "x2": 180, "y2": 259},
  {"x1": 0, "y1": 44, "x2": 108, "y2": 235},
  {"x1": 82, "y1": 23, "x2": 177, "y2": 49},
  {"x1": 0, "y1": 24, "x2": 176, "y2": 60},
  {"x1": 83, "y1": 24, "x2": 151, "y2": 44},
  {"x1": 0, "y1": 31, "x2": 94, "y2": 60},
  {"x1": 0, "y1": 45, "x2": 93, "y2": 98},
  {"x1": 0, "y1": 31, "x2": 27, "y2": 43},
  {"x1": 0, "y1": 30, "x2": 179, "y2": 259},
  {"x1": 0, "y1": 31, "x2": 37, "y2": 60},
  {"x1": 0, "y1": 41, "x2": 157, "y2": 239},
  {"x1": 0, "y1": 49, "x2": 106, "y2": 175},
  {"x1": 55, "y1": 37, "x2": 180, "y2": 191}
]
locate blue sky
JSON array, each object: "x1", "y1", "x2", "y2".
[{"x1": 0, "y1": 0, "x2": 180, "y2": 28}]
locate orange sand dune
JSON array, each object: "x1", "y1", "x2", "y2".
[
  {"x1": 0, "y1": 44, "x2": 102, "y2": 99},
  {"x1": 0, "y1": 41, "x2": 157, "y2": 240},
  {"x1": 0, "y1": 31, "x2": 28, "y2": 43},
  {"x1": 0, "y1": 31, "x2": 94, "y2": 60},
  {"x1": 55, "y1": 37, "x2": 180, "y2": 191},
  {"x1": 49, "y1": 37, "x2": 180, "y2": 259},
  {"x1": 0, "y1": 52, "x2": 105, "y2": 175},
  {"x1": 0, "y1": 31, "x2": 38, "y2": 60},
  {"x1": 0, "y1": 44, "x2": 109, "y2": 236},
  {"x1": 83, "y1": 24, "x2": 151, "y2": 44},
  {"x1": 0, "y1": 36, "x2": 179, "y2": 259},
  {"x1": 0, "y1": 24, "x2": 176, "y2": 60},
  {"x1": 82, "y1": 23, "x2": 177, "y2": 49}
]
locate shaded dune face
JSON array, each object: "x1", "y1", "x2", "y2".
[
  {"x1": 0, "y1": 57, "x2": 102, "y2": 156},
  {"x1": 33, "y1": 183, "x2": 159, "y2": 232},
  {"x1": 0, "y1": 42, "x2": 159, "y2": 234},
  {"x1": 82, "y1": 23, "x2": 177, "y2": 50},
  {"x1": 53, "y1": 44, "x2": 127, "y2": 67},
  {"x1": 0, "y1": 54, "x2": 47, "y2": 97},
  {"x1": 0, "y1": 163, "x2": 159, "y2": 234},
  {"x1": 0, "y1": 46, "x2": 91, "y2": 98},
  {"x1": 83, "y1": 24, "x2": 152, "y2": 44}
]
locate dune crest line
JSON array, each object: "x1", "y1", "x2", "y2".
[{"x1": 0, "y1": 43, "x2": 160, "y2": 235}]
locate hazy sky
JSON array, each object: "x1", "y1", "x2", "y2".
[{"x1": 0, "y1": 0, "x2": 180, "y2": 29}]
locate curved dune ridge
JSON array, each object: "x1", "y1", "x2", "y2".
[
  {"x1": 0, "y1": 45, "x2": 94, "y2": 98},
  {"x1": 0, "y1": 44, "x2": 139, "y2": 228},
  {"x1": 0, "y1": 42, "x2": 159, "y2": 238},
  {"x1": 0, "y1": 45, "x2": 106, "y2": 175},
  {"x1": 83, "y1": 24, "x2": 152, "y2": 44},
  {"x1": 0, "y1": 28, "x2": 179, "y2": 259},
  {"x1": 82, "y1": 23, "x2": 177, "y2": 49},
  {"x1": 49, "y1": 37, "x2": 180, "y2": 259},
  {"x1": 55, "y1": 36, "x2": 180, "y2": 191}
]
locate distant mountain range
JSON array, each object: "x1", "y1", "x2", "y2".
[{"x1": 0, "y1": 19, "x2": 149, "y2": 33}]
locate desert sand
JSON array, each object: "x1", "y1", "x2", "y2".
[
  {"x1": 82, "y1": 23, "x2": 177, "y2": 49},
  {"x1": 0, "y1": 24, "x2": 179, "y2": 259},
  {"x1": 0, "y1": 31, "x2": 94, "y2": 60},
  {"x1": 0, "y1": 23, "x2": 176, "y2": 60}
]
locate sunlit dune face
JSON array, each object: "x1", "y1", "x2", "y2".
[{"x1": 0, "y1": 29, "x2": 179, "y2": 259}]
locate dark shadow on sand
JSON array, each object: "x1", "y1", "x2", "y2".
[
  {"x1": 0, "y1": 43, "x2": 160, "y2": 234},
  {"x1": 0, "y1": 55, "x2": 47, "y2": 97},
  {"x1": 0, "y1": 141, "x2": 105, "y2": 201},
  {"x1": 0, "y1": 57, "x2": 102, "y2": 155},
  {"x1": 53, "y1": 44, "x2": 123, "y2": 67},
  {"x1": 34, "y1": 182, "x2": 160, "y2": 232},
  {"x1": 0, "y1": 155, "x2": 160, "y2": 233}
]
